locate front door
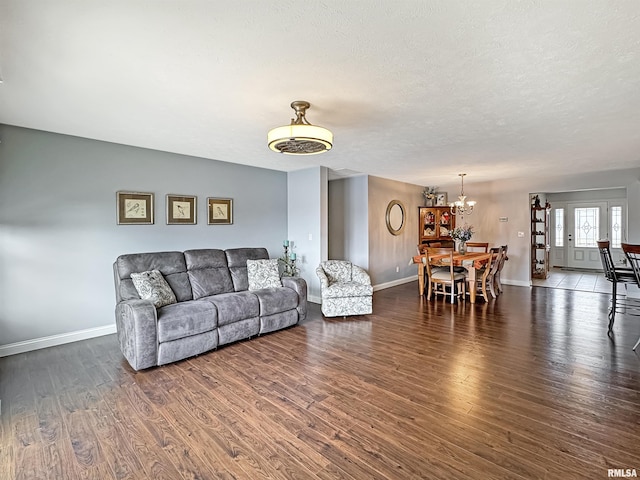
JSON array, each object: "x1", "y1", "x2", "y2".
[{"x1": 567, "y1": 202, "x2": 608, "y2": 269}]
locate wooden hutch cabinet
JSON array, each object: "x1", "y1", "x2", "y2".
[{"x1": 418, "y1": 206, "x2": 456, "y2": 245}]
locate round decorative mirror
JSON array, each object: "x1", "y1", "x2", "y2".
[{"x1": 385, "y1": 200, "x2": 406, "y2": 236}]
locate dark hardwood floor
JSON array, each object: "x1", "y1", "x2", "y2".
[{"x1": 1, "y1": 283, "x2": 640, "y2": 479}]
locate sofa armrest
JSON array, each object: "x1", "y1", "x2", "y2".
[
  {"x1": 352, "y1": 265, "x2": 372, "y2": 286},
  {"x1": 281, "y1": 276, "x2": 308, "y2": 321},
  {"x1": 115, "y1": 299, "x2": 158, "y2": 371}
]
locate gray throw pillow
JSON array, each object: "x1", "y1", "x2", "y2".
[
  {"x1": 130, "y1": 270, "x2": 177, "y2": 308},
  {"x1": 247, "y1": 259, "x2": 282, "y2": 291}
]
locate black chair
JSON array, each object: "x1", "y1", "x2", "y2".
[
  {"x1": 596, "y1": 241, "x2": 636, "y2": 332},
  {"x1": 621, "y1": 243, "x2": 640, "y2": 351}
]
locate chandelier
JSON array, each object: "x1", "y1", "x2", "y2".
[
  {"x1": 450, "y1": 173, "x2": 476, "y2": 216},
  {"x1": 267, "y1": 101, "x2": 333, "y2": 155}
]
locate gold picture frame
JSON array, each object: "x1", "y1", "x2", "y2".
[
  {"x1": 117, "y1": 191, "x2": 154, "y2": 225},
  {"x1": 208, "y1": 198, "x2": 233, "y2": 225},
  {"x1": 167, "y1": 194, "x2": 197, "y2": 225}
]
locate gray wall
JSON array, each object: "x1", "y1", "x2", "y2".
[
  {"x1": 367, "y1": 176, "x2": 424, "y2": 286},
  {"x1": 287, "y1": 166, "x2": 328, "y2": 302},
  {"x1": 0, "y1": 124, "x2": 288, "y2": 346},
  {"x1": 328, "y1": 175, "x2": 369, "y2": 268}
]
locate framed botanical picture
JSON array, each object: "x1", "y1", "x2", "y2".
[
  {"x1": 117, "y1": 191, "x2": 154, "y2": 225},
  {"x1": 435, "y1": 192, "x2": 448, "y2": 206},
  {"x1": 208, "y1": 197, "x2": 233, "y2": 225},
  {"x1": 167, "y1": 194, "x2": 197, "y2": 225}
]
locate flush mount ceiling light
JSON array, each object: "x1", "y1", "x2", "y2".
[{"x1": 268, "y1": 101, "x2": 333, "y2": 155}]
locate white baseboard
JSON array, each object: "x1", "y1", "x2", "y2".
[
  {"x1": 0, "y1": 324, "x2": 117, "y2": 358},
  {"x1": 373, "y1": 275, "x2": 418, "y2": 291},
  {"x1": 502, "y1": 279, "x2": 531, "y2": 288},
  {"x1": 308, "y1": 294, "x2": 321, "y2": 304}
]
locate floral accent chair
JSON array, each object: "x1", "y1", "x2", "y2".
[{"x1": 316, "y1": 260, "x2": 373, "y2": 317}]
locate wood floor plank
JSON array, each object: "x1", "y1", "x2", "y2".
[{"x1": 2, "y1": 283, "x2": 640, "y2": 479}]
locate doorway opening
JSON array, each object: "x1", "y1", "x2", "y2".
[{"x1": 531, "y1": 188, "x2": 627, "y2": 292}]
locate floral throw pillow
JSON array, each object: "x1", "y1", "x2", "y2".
[
  {"x1": 130, "y1": 270, "x2": 177, "y2": 308},
  {"x1": 247, "y1": 259, "x2": 282, "y2": 291}
]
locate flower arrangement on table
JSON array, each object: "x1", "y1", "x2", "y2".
[{"x1": 450, "y1": 224, "x2": 474, "y2": 242}]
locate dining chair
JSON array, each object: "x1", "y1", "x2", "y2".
[
  {"x1": 490, "y1": 245, "x2": 509, "y2": 294},
  {"x1": 424, "y1": 250, "x2": 466, "y2": 304},
  {"x1": 417, "y1": 243, "x2": 441, "y2": 254},
  {"x1": 465, "y1": 242, "x2": 489, "y2": 253},
  {"x1": 598, "y1": 241, "x2": 637, "y2": 332},
  {"x1": 621, "y1": 243, "x2": 640, "y2": 350},
  {"x1": 465, "y1": 252, "x2": 497, "y2": 302}
]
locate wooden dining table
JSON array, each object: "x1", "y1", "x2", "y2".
[{"x1": 412, "y1": 252, "x2": 493, "y2": 303}]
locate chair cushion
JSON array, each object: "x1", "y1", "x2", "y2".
[
  {"x1": 247, "y1": 259, "x2": 282, "y2": 290},
  {"x1": 431, "y1": 270, "x2": 466, "y2": 281},
  {"x1": 130, "y1": 270, "x2": 177, "y2": 308},
  {"x1": 322, "y1": 281, "x2": 373, "y2": 299}
]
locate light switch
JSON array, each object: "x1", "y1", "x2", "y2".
[{"x1": 517, "y1": 231, "x2": 525, "y2": 238}]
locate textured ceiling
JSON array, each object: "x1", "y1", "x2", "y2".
[{"x1": 1, "y1": 1, "x2": 639, "y2": 189}]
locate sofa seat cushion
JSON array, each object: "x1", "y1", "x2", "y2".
[
  {"x1": 322, "y1": 281, "x2": 374, "y2": 299},
  {"x1": 157, "y1": 300, "x2": 218, "y2": 343},
  {"x1": 252, "y1": 287, "x2": 298, "y2": 316},
  {"x1": 203, "y1": 291, "x2": 259, "y2": 327}
]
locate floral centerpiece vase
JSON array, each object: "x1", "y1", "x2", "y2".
[{"x1": 451, "y1": 224, "x2": 474, "y2": 255}]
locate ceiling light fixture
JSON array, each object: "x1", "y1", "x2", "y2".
[
  {"x1": 268, "y1": 101, "x2": 333, "y2": 155},
  {"x1": 450, "y1": 173, "x2": 476, "y2": 216}
]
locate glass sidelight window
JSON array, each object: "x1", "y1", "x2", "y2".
[
  {"x1": 555, "y1": 208, "x2": 564, "y2": 247},
  {"x1": 611, "y1": 206, "x2": 622, "y2": 248}
]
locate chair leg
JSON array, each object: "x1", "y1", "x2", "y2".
[
  {"x1": 495, "y1": 273, "x2": 503, "y2": 294},
  {"x1": 608, "y1": 281, "x2": 617, "y2": 332},
  {"x1": 479, "y1": 278, "x2": 488, "y2": 302},
  {"x1": 488, "y1": 274, "x2": 497, "y2": 298}
]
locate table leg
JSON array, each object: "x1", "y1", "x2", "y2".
[
  {"x1": 418, "y1": 263, "x2": 425, "y2": 295},
  {"x1": 468, "y1": 266, "x2": 477, "y2": 304}
]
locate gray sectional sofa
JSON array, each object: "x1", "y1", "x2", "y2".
[{"x1": 113, "y1": 247, "x2": 307, "y2": 370}]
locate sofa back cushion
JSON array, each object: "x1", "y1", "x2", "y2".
[
  {"x1": 114, "y1": 251, "x2": 193, "y2": 302},
  {"x1": 225, "y1": 248, "x2": 270, "y2": 292},
  {"x1": 185, "y1": 249, "x2": 234, "y2": 299}
]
